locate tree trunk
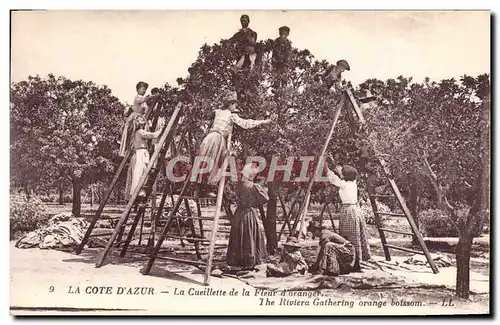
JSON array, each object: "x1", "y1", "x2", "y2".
[
  {"x1": 58, "y1": 182, "x2": 64, "y2": 205},
  {"x1": 24, "y1": 182, "x2": 31, "y2": 199},
  {"x1": 72, "y1": 177, "x2": 82, "y2": 217},
  {"x1": 90, "y1": 185, "x2": 94, "y2": 208},
  {"x1": 455, "y1": 97, "x2": 490, "y2": 299},
  {"x1": 408, "y1": 173, "x2": 420, "y2": 245},
  {"x1": 264, "y1": 182, "x2": 279, "y2": 255},
  {"x1": 456, "y1": 230, "x2": 473, "y2": 299},
  {"x1": 242, "y1": 142, "x2": 249, "y2": 157}
]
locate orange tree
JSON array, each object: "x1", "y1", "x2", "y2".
[
  {"x1": 11, "y1": 74, "x2": 125, "y2": 217},
  {"x1": 360, "y1": 74, "x2": 490, "y2": 299},
  {"x1": 159, "y1": 38, "x2": 367, "y2": 252}
]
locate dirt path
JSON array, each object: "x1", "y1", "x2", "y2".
[{"x1": 10, "y1": 241, "x2": 489, "y2": 315}]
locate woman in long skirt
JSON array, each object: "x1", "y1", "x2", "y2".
[
  {"x1": 196, "y1": 90, "x2": 272, "y2": 188},
  {"x1": 226, "y1": 163, "x2": 269, "y2": 269},
  {"x1": 325, "y1": 160, "x2": 371, "y2": 271},
  {"x1": 125, "y1": 115, "x2": 163, "y2": 201}
]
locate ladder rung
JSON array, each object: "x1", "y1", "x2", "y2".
[
  {"x1": 181, "y1": 196, "x2": 217, "y2": 200},
  {"x1": 89, "y1": 232, "x2": 113, "y2": 237},
  {"x1": 150, "y1": 255, "x2": 207, "y2": 266},
  {"x1": 370, "y1": 194, "x2": 395, "y2": 198},
  {"x1": 384, "y1": 244, "x2": 425, "y2": 255},
  {"x1": 202, "y1": 229, "x2": 231, "y2": 233},
  {"x1": 157, "y1": 216, "x2": 230, "y2": 222},
  {"x1": 168, "y1": 216, "x2": 213, "y2": 221},
  {"x1": 166, "y1": 235, "x2": 210, "y2": 242},
  {"x1": 379, "y1": 228, "x2": 414, "y2": 236},
  {"x1": 375, "y1": 212, "x2": 406, "y2": 217}
]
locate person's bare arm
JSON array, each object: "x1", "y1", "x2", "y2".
[
  {"x1": 328, "y1": 232, "x2": 349, "y2": 245},
  {"x1": 231, "y1": 114, "x2": 272, "y2": 129},
  {"x1": 248, "y1": 30, "x2": 257, "y2": 46}
]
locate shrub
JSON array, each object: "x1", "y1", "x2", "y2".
[
  {"x1": 419, "y1": 209, "x2": 458, "y2": 237},
  {"x1": 419, "y1": 206, "x2": 483, "y2": 238},
  {"x1": 10, "y1": 194, "x2": 49, "y2": 239}
]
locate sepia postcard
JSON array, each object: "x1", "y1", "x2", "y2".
[{"x1": 9, "y1": 9, "x2": 491, "y2": 316}]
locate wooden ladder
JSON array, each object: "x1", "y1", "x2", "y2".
[
  {"x1": 75, "y1": 100, "x2": 168, "y2": 255},
  {"x1": 367, "y1": 158, "x2": 439, "y2": 274},
  {"x1": 142, "y1": 131, "x2": 235, "y2": 286},
  {"x1": 76, "y1": 102, "x2": 183, "y2": 266}
]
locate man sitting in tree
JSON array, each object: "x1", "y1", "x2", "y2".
[
  {"x1": 313, "y1": 59, "x2": 351, "y2": 93},
  {"x1": 229, "y1": 14, "x2": 258, "y2": 71}
]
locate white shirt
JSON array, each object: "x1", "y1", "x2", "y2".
[{"x1": 326, "y1": 169, "x2": 358, "y2": 204}]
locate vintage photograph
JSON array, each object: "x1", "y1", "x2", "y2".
[{"x1": 9, "y1": 10, "x2": 490, "y2": 315}]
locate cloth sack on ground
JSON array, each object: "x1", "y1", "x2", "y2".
[
  {"x1": 15, "y1": 213, "x2": 89, "y2": 250},
  {"x1": 403, "y1": 253, "x2": 453, "y2": 268}
]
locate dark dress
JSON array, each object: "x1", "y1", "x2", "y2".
[
  {"x1": 226, "y1": 181, "x2": 269, "y2": 268},
  {"x1": 314, "y1": 230, "x2": 356, "y2": 276}
]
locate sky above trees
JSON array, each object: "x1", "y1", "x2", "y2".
[{"x1": 11, "y1": 10, "x2": 489, "y2": 104}]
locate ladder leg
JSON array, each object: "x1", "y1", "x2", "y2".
[
  {"x1": 203, "y1": 175, "x2": 226, "y2": 286},
  {"x1": 120, "y1": 208, "x2": 145, "y2": 257},
  {"x1": 147, "y1": 181, "x2": 170, "y2": 248},
  {"x1": 142, "y1": 172, "x2": 192, "y2": 275},
  {"x1": 367, "y1": 181, "x2": 391, "y2": 261},
  {"x1": 169, "y1": 184, "x2": 185, "y2": 247},
  {"x1": 184, "y1": 198, "x2": 201, "y2": 260},
  {"x1": 115, "y1": 209, "x2": 133, "y2": 248},
  {"x1": 194, "y1": 196, "x2": 204, "y2": 238},
  {"x1": 277, "y1": 208, "x2": 292, "y2": 241},
  {"x1": 326, "y1": 204, "x2": 337, "y2": 233},
  {"x1": 138, "y1": 210, "x2": 145, "y2": 246},
  {"x1": 277, "y1": 190, "x2": 301, "y2": 240},
  {"x1": 76, "y1": 149, "x2": 132, "y2": 254},
  {"x1": 277, "y1": 192, "x2": 291, "y2": 241},
  {"x1": 388, "y1": 179, "x2": 439, "y2": 274}
]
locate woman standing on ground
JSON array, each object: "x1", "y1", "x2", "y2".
[
  {"x1": 226, "y1": 163, "x2": 269, "y2": 270},
  {"x1": 324, "y1": 156, "x2": 371, "y2": 271}
]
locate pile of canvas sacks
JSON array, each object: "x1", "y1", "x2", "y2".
[{"x1": 15, "y1": 213, "x2": 106, "y2": 250}]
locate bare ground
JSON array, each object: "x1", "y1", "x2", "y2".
[{"x1": 10, "y1": 203, "x2": 490, "y2": 315}]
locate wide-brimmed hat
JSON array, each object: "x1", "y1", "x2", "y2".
[
  {"x1": 336, "y1": 59, "x2": 350, "y2": 71},
  {"x1": 283, "y1": 236, "x2": 301, "y2": 248}
]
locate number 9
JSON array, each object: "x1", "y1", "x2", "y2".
[{"x1": 49, "y1": 286, "x2": 54, "y2": 292}]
